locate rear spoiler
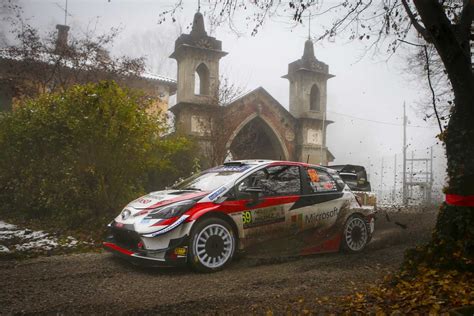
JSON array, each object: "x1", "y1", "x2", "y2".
[{"x1": 325, "y1": 164, "x2": 372, "y2": 192}]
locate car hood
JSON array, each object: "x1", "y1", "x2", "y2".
[{"x1": 127, "y1": 190, "x2": 208, "y2": 210}]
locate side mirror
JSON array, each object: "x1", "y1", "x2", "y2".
[
  {"x1": 244, "y1": 187, "x2": 263, "y2": 194},
  {"x1": 244, "y1": 187, "x2": 263, "y2": 207}
]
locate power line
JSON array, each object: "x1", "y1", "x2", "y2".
[{"x1": 327, "y1": 110, "x2": 435, "y2": 129}]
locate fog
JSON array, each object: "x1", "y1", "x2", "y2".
[{"x1": 14, "y1": 0, "x2": 447, "y2": 202}]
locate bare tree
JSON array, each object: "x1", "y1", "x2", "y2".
[
  {"x1": 406, "y1": 43, "x2": 453, "y2": 124},
  {"x1": 0, "y1": 0, "x2": 21, "y2": 46},
  {"x1": 117, "y1": 24, "x2": 182, "y2": 78},
  {"x1": 0, "y1": 3, "x2": 145, "y2": 100}
]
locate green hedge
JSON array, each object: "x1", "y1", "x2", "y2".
[{"x1": 0, "y1": 81, "x2": 197, "y2": 230}]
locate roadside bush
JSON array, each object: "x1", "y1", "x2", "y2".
[{"x1": 0, "y1": 81, "x2": 197, "y2": 231}]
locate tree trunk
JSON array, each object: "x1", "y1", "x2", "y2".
[{"x1": 407, "y1": 1, "x2": 474, "y2": 271}]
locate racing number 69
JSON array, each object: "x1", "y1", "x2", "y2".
[{"x1": 242, "y1": 211, "x2": 252, "y2": 224}]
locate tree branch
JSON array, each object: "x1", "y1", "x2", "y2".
[
  {"x1": 459, "y1": 0, "x2": 473, "y2": 30},
  {"x1": 398, "y1": 38, "x2": 443, "y2": 132},
  {"x1": 401, "y1": 0, "x2": 432, "y2": 42},
  {"x1": 424, "y1": 45, "x2": 443, "y2": 133}
]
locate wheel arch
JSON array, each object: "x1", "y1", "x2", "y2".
[{"x1": 191, "y1": 211, "x2": 240, "y2": 248}]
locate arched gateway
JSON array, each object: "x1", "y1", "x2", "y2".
[
  {"x1": 228, "y1": 115, "x2": 288, "y2": 160},
  {"x1": 170, "y1": 12, "x2": 335, "y2": 168}
]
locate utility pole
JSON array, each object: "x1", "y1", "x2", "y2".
[
  {"x1": 393, "y1": 154, "x2": 397, "y2": 204},
  {"x1": 380, "y1": 157, "x2": 384, "y2": 202},
  {"x1": 410, "y1": 151, "x2": 414, "y2": 201},
  {"x1": 402, "y1": 102, "x2": 407, "y2": 206},
  {"x1": 367, "y1": 156, "x2": 371, "y2": 181}
]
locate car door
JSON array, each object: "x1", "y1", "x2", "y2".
[
  {"x1": 232, "y1": 164, "x2": 302, "y2": 247},
  {"x1": 289, "y1": 166, "x2": 346, "y2": 235}
]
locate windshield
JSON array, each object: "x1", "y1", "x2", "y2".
[{"x1": 172, "y1": 164, "x2": 252, "y2": 192}]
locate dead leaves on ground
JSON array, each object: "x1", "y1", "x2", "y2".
[{"x1": 282, "y1": 266, "x2": 473, "y2": 315}]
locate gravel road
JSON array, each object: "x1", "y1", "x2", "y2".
[{"x1": 0, "y1": 210, "x2": 438, "y2": 315}]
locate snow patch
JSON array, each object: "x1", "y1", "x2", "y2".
[
  {"x1": 0, "y1": 220, "x2": 88, "y2": 255},
  {"x1": 0, "y1": 221, "x2": 17, "y2": 230},
  {"x1": 0, "y1": 245, "x2": 10, "y2": 252}
]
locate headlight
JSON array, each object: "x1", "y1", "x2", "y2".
[
  {"x1": 121, "y1": 209, "x2": 131, "y2": 220},
  {"x1": 145, "y1": 200, "x2": 196, "y2": 219}
]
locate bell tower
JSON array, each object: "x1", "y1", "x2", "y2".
[
  {"x1": 170, "y1": 12, "x2": 228, "y2": 167},
  {"x1": 170, "y1": 12, "x2": 227, "y2": 105},
  {"x1": 283, "y1": 39, "x2": 335, "y2": 164},
  {"x1": 283, "y1": 39, "x2": 334, "y2": 118}
]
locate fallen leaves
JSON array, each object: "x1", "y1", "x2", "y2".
[{"x1": 279, "y1": 265, "x2": 473, "y2": 314}]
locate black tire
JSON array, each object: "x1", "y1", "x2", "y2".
[
  {"x1": 341, "y1": 214, "x2": 369, "y2": 253},
  {"x1": 188, "y1": 217, "x2": 236, "y2": 273}
]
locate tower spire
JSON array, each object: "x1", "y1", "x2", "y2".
[
  {"x1": 308, "y1": 13, "x2": 311, "y2": 40},
  {"x1": 191, "y1": 11, "x2": 207, "y2": 37},
  {"x1": 64, "y1": 0, "x2": 68, "y2": 25}
]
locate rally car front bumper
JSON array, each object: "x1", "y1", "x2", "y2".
[{"x1": 103, "y1": 224, "x2": 190, "y2": 267}]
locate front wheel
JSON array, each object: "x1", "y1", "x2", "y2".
[
  {"x1": 341, "y1": 215, "x2": 369, "y2": 253},
  {"x1": 188, "y1": 218, "x2": 235, "y2": 272}
]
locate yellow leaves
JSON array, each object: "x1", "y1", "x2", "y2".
[
  {"x1": 299, "y1": 266, "x2": 474, "y2": 314},
  {"x1": 355, "y1": 292, "x2": 365, "y2": 301}
]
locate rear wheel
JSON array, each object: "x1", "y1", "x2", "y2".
[
  {"x1": 188, "y1": 217, "x2": 235, "y2": 272},
  {"x1": 341, "y1": 215, "x2": 369, "y2": 253}
]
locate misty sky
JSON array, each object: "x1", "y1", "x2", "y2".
[{"x1": 13, "y1": 0, "x2": 447, "y2": 202}]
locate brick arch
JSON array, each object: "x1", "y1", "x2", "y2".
[{"x1": 225, "y1": 112, "x2": 290, "y2": 160}]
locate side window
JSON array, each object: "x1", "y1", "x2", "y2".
[
  {"x1": 329, "y1": 172, "x2": 346, "y2": 190},
  {"x1": 306, "y1": 168, "x2": 338, "y2": 193},
  {"x1": 236, "y1": 165, "x2": 301, "y2": 197}
]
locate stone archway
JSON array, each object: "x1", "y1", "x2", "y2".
[{"x1": 226, "y1": 115, "x2": 289, "y2": 161}]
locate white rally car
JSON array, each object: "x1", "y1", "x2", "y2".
[{"x1": 104, "y1": 160, "x2": 376, "y2": 272}]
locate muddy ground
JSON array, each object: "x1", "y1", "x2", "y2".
[{"x1": 0, "y1": 210, "x2": 437, "y2": 315}]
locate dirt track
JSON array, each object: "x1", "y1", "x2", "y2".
[{"x1": 0, "y1": 210, "x2": 437, "y2": 315}]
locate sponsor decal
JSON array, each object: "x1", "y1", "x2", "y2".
[
  {"x1": 209, "y1": 165, "x2": 251, "y2": 173},
  {"x1": 305, "y1": 207, "x2": 339, "y2": 224},
  {"x1": 243, "y1": 207, "x2": 285, "y2": 229},
  {"x1": 307, "y1": 169, "x2": 319, "y2": 182},
  {"x1": 137, "y1": 198, "x2": 153, "y2": 204},
  {"x1": 208, "y1": 186, "x2": 226, "y2": 201},
  {"x1": 323, "y1": 182, "x2": 335, "y2": 190},
  {"x1": 291, "y1": 213, "x2": 303, "y2": 229},
  {"x1": 174, "y1": 247, "x2": 187, "y2": 256}
]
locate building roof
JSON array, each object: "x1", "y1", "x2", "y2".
[
  {"x1": 140, "y1": 72, "x2": 176, "y2": 86},
  {"x1": 0, "y1": 50, "x2": 176, "y2": 90}
]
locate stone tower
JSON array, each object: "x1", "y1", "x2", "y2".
[
  {"x1": 170, "y1": 12, "x2": 227, "y2": 166},
  {"x1": 170, "y1": 12, "x2": 227, "y2": 138},
  {"x1": 283, "y1": 39, "x2": 334, "y2": 164},
  {"x1": 170, "y1": 12, "x2": 227, "y2": 105}
]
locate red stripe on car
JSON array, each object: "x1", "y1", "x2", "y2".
[{"x1": 103, "y1": 242, "x2": 134, "y2": 256}]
